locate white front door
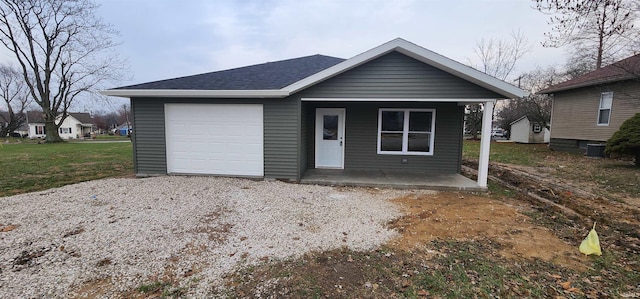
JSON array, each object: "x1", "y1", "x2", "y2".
[{"x1": 315, "y1": 108, "x2": 345, "y2": 169}]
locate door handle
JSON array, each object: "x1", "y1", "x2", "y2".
[{"x1": 340, "y1": 141, "x2": 343, "y2": 146}]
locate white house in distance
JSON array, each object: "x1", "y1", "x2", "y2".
[
  {"x1": 509, "y1": 115, "x2": 550, "y2": 144},
  {"x1": 28, "y1": 111, "x2": 95, "y2": 139}
]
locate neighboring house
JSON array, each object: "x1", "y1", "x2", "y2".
[
  {"x1": 540, "y1": 54, "x2": 640, "y2": 153},
  {"x1": 28, "y1": 111, "x2": 95, "y2": 139},
  {"x1": 103, "y1": 38, "x2": 526, "y2": 189},
  {"x1": 509, "y1": 116, "x2": 550, "y2": 144}
]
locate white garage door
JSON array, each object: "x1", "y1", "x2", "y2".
[{"x1": 165, "y1": 104, "x2": 264, "y2": 176}]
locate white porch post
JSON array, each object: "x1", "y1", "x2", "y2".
[{"x1": 477, "y1": 100, "x2": 495, "y2": 188}]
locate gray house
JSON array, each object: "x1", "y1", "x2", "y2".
[
  {"x1": 540, "y1": 53, "x2": 640, "y2": 153},
  {"x1": 103, "y1": 39, "x2": 526, "y2": 190}
]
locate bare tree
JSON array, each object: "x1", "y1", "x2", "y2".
[
  {"x1": 534, "y1": 0, "x2": 640, "y2": 70},
  {"x1": 0, "y1": 0, "x2": 125, "y2": 142},
  {"x1": 0, "y1": 65, "x2": 30, "y2": 137},
  {"x1": 465, "y1": 30, "x2": 530, "y2": 139},
  {"x1": 471, "y1": 30, "x2": 530, "y2": 81}
]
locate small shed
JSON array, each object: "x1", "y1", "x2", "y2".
[{"x1": 510, "y1": 116, "x2": 549, "y2": 144}]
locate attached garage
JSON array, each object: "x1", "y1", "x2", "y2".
[{"x1": 164, "y1": 103, "x2": 264, "y2": 176}]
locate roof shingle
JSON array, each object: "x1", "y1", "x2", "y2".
[
  {"x1": 540, "y1": 53, "x2": 640, "y2": 93},
  {"x1": 116, "y1": 54, "x2": 345, "y2": 90}
]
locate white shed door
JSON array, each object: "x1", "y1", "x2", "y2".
[{"x1": 165, "y1": 104, "x2": 264, "y2": 176}]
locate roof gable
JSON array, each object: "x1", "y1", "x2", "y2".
[
  {"x1": 102, "y1": 38, "x2": 527, "y2": 99},
  {"x1": 541, "y1": 53, "x2": 640, "y2": 93},
  {"x1": 300, "y1": 51, "x2": 505, "y2": 99},
  {"x1": 287, "y1": 38, "x2": 526, "y2": 99}
]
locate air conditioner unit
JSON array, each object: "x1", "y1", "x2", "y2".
[{"x1": 586, "y1": 144, "x2": 606, "y2": 157}]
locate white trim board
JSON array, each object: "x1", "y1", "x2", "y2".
[
  {"x1": 301, "y1": 98, "x2": 497, "y2": 103},
  {"x1": 100, "y1": 89, "x2": 288, "y2": 98}
]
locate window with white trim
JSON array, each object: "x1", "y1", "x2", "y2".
[
  {"x1": 377, "y1": 108, "x2": 435, "y2": 155},
  {"x1": 597, "y1": 92, "x2": 613, "y2": 126},
  {"x1": 36, "y1": 125, "x2": 45, "y2": 135},
  {"x1": 59, "y1": 127, "x2": 71, "y2": 134}
]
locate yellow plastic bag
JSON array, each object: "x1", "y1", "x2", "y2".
[{"x1": 579, "y1": 222, "x2": 602, "y2": 256}]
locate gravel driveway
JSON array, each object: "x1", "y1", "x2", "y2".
[{"x1": 0, "y1": 176, "x2": 411, "y2": 298}]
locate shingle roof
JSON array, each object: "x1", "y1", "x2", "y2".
[
  {"x1": 26, "y1": 111, "x2": 93, "y2": 124},
  {"x1": 540, "y1": 53, "x2": 640, "y2": 93},
  {"x1": 69, "y1": 113, "x2": 93, "y2": 124},
  {"x1": 116, "y1": 54, "x2": 345, "y2": 90}
]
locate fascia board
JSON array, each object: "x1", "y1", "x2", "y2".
[{"x1": 100, "y1": 89, "x2": 289, "y2": 98}]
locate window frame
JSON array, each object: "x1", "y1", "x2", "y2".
[
  {"x1": 377, "y1": 108, "x2": 436, "y2": 156},
  {"x1": 597, "y1": 91, "x2": 613, "y2": 126}
]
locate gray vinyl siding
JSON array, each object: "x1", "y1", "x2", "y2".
[
  {"x1": 551, "y1": 80, "x2": 640, "y2": 142},
  {"x1": 131, "y1": 99, "x2": 167, "y2": 175},
  {"x1": 299, "y1": 102, "x2": 308, "y2": 178},
  {"x1": 294, "y1": 51, "x2": 498, "y2": 175},
  {"x1": 263, "y1": 97, "x2": 300, "y2": 180},
  {"x1": 303, "y1": 102, "x2": 463, "y2": 174},
  {"x1": 296, "y1": 51, "x2": 505, "y2": 99},
  {"x1": 131, "y1": 97, "x2": 300, "y2": 179}
]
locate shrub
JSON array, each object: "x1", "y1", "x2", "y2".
[{"x1": 606, "y1": 113, "x2": 640, "y2": 166}]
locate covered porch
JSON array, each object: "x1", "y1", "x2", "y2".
[{"x1": 300, "y1": 169, "x2": 483, "y2": 191}]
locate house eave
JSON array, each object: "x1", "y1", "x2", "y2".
[
  {"x1": 539, "y1": 76, "x2": 634, "y2": 94},
  {"x1": 99, "y1": 89, "x2": 290, "y2": 98},
  {"x1": 301, "y1": 98, "x2": 497, "y2": 104}
]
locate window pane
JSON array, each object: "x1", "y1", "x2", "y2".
[
  {"x1": 409, "y1": 112, "x2": 432, "y2": 132},
  {"x1": 381, "y1": 111, "x2": 404, "y2": 131},
  {"x1": 598, "y1": 109, "x2": 610, "y2": 124},
  {"x1": 323, "y1": 115, "x2": 338, "y2": 140},
  {"x1": 408, "y1": 133, "x2": 429, "y2": 152},
  {"x1": 600, "y1": 92, "x2": 613, "y2": 109},
  {"x1": 380, "y1": 133, "x2": 403, "y2": 151}
]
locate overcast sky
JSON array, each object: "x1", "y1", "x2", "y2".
[
  {"x1": 45, "y1": 0, "x2": 572, "y2": 111},
  {"x1": 97, "y1": 0, "x2": 567, "y2": 86}
]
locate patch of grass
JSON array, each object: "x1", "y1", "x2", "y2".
[
  {"x1": 92, "y1": 134, "x2": 130, "y2": 141},
  {"x1": 463, "y1": 140, "x2": 552, "y2": 166},
  {"x1": 137, "y1": 281, "x2": 169, "y2": 293},
  {"x1": 0, "y1": 142, "x2": 132, "y2": 197},
  {"x1": 136, "y1": 280, "x2": 187, "y2": 298}
]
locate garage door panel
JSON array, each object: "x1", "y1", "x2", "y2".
[{"x1": 165, "y1": 104, "x2": 264, "y2": 176}]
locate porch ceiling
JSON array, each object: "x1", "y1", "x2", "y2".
[{"x1": 300, "y1": 169, "x2": 485, "y2": 192}]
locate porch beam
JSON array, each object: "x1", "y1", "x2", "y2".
[{"x1": 477, "y1": 100, "x2": 495, "y2": 188}]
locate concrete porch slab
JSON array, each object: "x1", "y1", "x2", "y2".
[{"x1": 300, "y1": 169, "x2": 485, "y2": 192}]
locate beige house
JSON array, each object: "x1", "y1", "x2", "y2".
[{"x1": 540, "y1": 54, "x2": 640, "y2": 153}]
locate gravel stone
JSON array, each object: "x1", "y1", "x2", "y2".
[{"x1": 0, "y1": 176, "x2": 419, "y2": 298}]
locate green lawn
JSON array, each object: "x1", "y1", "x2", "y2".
[
  {"x1": 0, "y1": 142, "x2": 133, "y2": 197},
  {"x1": 462, "y1": 140, "x2": 557, "y2": 166}
]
